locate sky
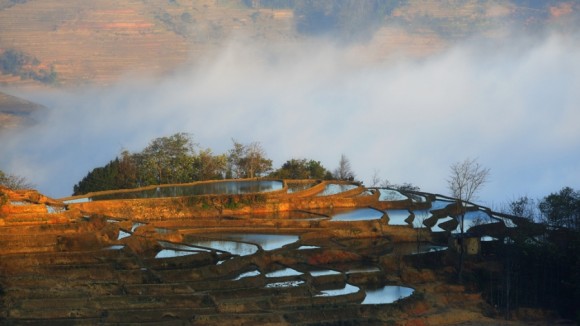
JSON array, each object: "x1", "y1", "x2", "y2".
[{"x1": 1, "y1": 31, "x2": 580, "y2": 207}]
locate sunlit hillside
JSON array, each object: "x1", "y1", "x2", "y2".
[{"x1": 0, "y1": 0, "x2": 577, "y2": 87}]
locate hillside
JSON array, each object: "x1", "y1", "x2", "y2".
[
  {"x1": 0, "y1": 90, "x2": 42, "y2": 131},
  {"x1": 0, "y1": 0, "x2": 578, "y2": 87}
]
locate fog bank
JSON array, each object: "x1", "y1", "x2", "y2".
[{"x1": 1, "y1": 34, "x2": 579, "y2": 206}]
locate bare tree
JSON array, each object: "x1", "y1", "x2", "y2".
[
  {"x1": 333, "y1": 154, "x2": 355, "y2": 181},
  {"x1": 447, "y1": 157, "x2": 490, "y2": 282},
  {"x1": 370, "y1": 169, "x2": 382, "y2": 187},
  {"x1": 447, "y1": 157, "x2": 490, "y2": 233},
  {"x1": 0, "y1": 169, "x2": 34, "y2": 190}
]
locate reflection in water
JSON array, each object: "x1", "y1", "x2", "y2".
[
  {"x1": 221, "y1": 234, "x2": 299, "y2": 251},
  {"x1": 330, "y1": 208, "x2": 384, "y2": 221},
  {"x1": 316, "y1": 283, "x2": 360, "y2": 297},
  {"x1": 430, "y1": 199, "x2": 455, "y2": 211},
  {"x1": 385, "y1": 209, "x2": 411, "y2": 225},
  {"x1": 362, "y1": 286, "x2": 414, "y2": 304},
  {"x1": 378, "y1": 189, "x2": 408, "y2": 201},
  {"x1": 187, "y1": 239, "x2": 259, "y2": 256},
  {"x1": 287, "y1": 182, "x2": 317, "y2": 193},
  {"x1": 265, "y1": 268, "x2": 303, "y2": 278},
  {"x1": 432, "y1": 216, "x2": 455, "y2": 232},
  {"x1": 155, "y1": 249, "x2": 199, "y2": 258},
  {"x1": 452, "y1": 210, "x2": 494, "y2": 233},
  {"x1": 117, "y1": 230, "x2": 131, "y2": 240},
  {"x1": 316, "y1": 184, "x2": 358, "y2": 196},
  {"x1": 411, "y1": 210, "x2": 433, "y2": 228},
  {"x1": 89, "y1": 180, "x2": 284, "y2": 201}
]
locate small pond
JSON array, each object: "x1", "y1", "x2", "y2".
[
  {"x1": 186, "y1": 238, "x2": 259, "y2": 256},
  {"x1": 362, "y1": 286, "x2": 414, "y2": 304},
  {"x1": 385, "y1": 209, "x2": 412, "y2": 225},
  {"x1": 431, "y1": 216, "x2": 455, "y2": 232},
  {"x1": 410, "y1": 210, "x2": 433, "y2": 228},
  {"x1": 155, "y1": 249, "x2": 200, "y2": 259},
  {"x1": 316, "y1": 283, "x2": 360, "y2": 297},
  {"x1": 316, "y1": 183, "x2": 358, "y2": 196},
  {"x1": 451, "y1": 210, "x2": 494, "y2": 233},
  {"x1": 219, "y1": 234, "x2": 299, "y2": 251},
  {"x1": 117, "y1": 230, "x2": 131, "y2": 240},
  {"x1": 286, "y1": 182, "x2": 317, "y2": 194},
  {"x1": 265, "y1": 268, "x2": 303, "y2": 278},
  {"x1": 330, "y1": 208, "x2": 384, "y2": 222},
  {"x1": 378, "y1": 189, "x2": 408, "y2": 201},
  {"x1": 429, "y1": 199, "x2": 455, "y2": 211},
  {"x1": 88, "y1": 180, "x2": 284, "y2": 201}
]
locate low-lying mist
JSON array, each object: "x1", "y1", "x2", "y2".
[{"x1": 1, "y1": 33, "x2": 579, "y2": 205}]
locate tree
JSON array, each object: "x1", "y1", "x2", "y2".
[
  {"x1": 333, "y1": 154, "x2": 355, "y2": 181},
  {"x1": 447, "y1": 157, "x2": 490, "y2": 282},
  {"x1": 141, "y1": 132, "x2": 196, "y2": 184},
  {"x1": 244, "y1": 141, "x2": 272, "y2": 178},
  {"x1": 447, "y1": 157, "x2": 490, "y2": 233},
  {"x1": 192, "y1": 148, "x2": 227, "y2": 181},
  {"x1": 227, "y1": 139, "x2": 272, "y2": 179},
  {"x1": 503, "y1": 196, "x2": 538, "y2": 221},
  {"x1": 539, "y1": 187, "x2": 580, "y2": 231},
  {"x1": 270, "y1": 158, "x2": 332, "y2": 179},
  {"x1": 0, "y1": 169, "x2": 34, "y2": 190}
]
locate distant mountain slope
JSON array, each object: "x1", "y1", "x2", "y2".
[
  {"x1": 0, "y1": 90, "x2": 43, "y2": 130},
  {"x1": 0, "y1": 0, "x2": 577, "y2": 86}
]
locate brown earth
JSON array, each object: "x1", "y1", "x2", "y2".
[{"x1": 0, "y1": 181, "x2": 572, "y2": 325}]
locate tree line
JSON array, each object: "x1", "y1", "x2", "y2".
[
  {"x1": 71, "y1": 133, "x2": 349, "y2": 195},
  {"x1": 489, "y1": 188, "x2": 579, "y2": 321}
]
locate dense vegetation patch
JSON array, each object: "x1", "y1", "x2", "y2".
[{"x1": 0, "y1": 49, "x2": 57, "y2": 84}]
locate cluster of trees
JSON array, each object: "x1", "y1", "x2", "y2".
[
  {"x1": 73, "y1": 133, "x2": 351, "y2": 196},
  {"x1": 0, "y1": 49, "x2": 58, "y2": 84},
  {"x1": 491, "y1": 188, "x2": 580, "y2": 320},
  {"x1": 445, "y1": 158, "x2": 579, "y2": 321},
  {"x1": 501, "y1": 187, "x2": 580, "y2": 232},
  {"x1": 73, "y1": 133, "x2": 275, "y2": 195}
]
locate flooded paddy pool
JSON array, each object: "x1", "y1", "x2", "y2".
[
  {"x1": 87, "y1": 180, "x2": 284, "y2": 201},
  {"x1": 316, "y1": 283, "x2": 360, "y2": 297},
  {"x1": 185, "y1": 238, "x2": 259, "y2": 256},
  {"x1": 378, "y1": 189, "x2": 408, "y2": 201},
  {"x1": 219, "y1": 233, "x2": 299, "y2": 251},
  {"x1": 316, "y1": 183, "x2": 358, "y2": 196},
  {"x1": 330, "y1": 208, "x2": 384, "y2": 221},
  {"x1": 362, "y1": 286, "x2": 414, "y2": 304},
  {"x1": 385, "y1": 209, "x2": 412, "y2": 225}
]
